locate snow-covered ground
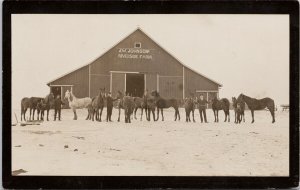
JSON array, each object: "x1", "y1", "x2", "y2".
[{"x1": 11, "y1": 108, "x2": 289, "y2": 176}]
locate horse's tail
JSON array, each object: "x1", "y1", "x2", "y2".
[{"x1": 222, "y1": 98, "x2": 230, "y2": 112}]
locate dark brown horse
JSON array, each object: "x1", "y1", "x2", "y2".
[
  {"x1": 211, "y1": 97, "x2": 230, "y2": 122},
  {"x1": 184, "y1": 97, "x2": 196, "y2": 122},
  {"x1": 36, "y1": 99, "x2": 46, "y2": 120},
  {"x1": 123, "y1": 96, "x2": 135, "y2": 123},
  {"x1": 116, "y1": 91, "x2": 135, "y2": 123},
  {"x1": 90, "y1": 88, "x2": 105, "y2": 122},
  {"x1": 232, "y1": 97, "x2": 245, "y2": 123},
  {"x1": 144, "y1": 91, "x2": 156, "y2": 121},
  {"x1": 42, "y1": 93, "x2": 55, "y2": 121},
  {"x1": 29, "y1": 97, "x2": 43, "y2": 121},
  {"x1": 21, "y1": 97, "x2": 30, "y2": 121},
  {"x1": 237, "y1": 93, "x2": 275, "y2": 123},
  {"x1": 133, "y1": 97, "x2": 148, "y2": 121},
  {"x1": 151, "y1": 90, "x2": 180, "y2": 121}
]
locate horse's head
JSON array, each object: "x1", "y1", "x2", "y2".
[
  {"x1": 237, "y1": 94, "x2": 244, "y2": 103},
  {"x1": 232, "y1": 97, "x2": 237, "y2": 103},
  {"x1": 151, "y1": 90, "x2": 159, "y2": 97},
  {"x1": 64, "y1": 90, "x2": 73, "y2": 101},
  {"x1": 116, "y1": 91, "x2": 123, "y2": 99}
]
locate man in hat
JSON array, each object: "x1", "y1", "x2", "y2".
[
  {"x1": 54, "y1": 95, "x2": 64, "y2": 121},
  {"x1": 197, "y1": 94, "x2": 208, "y2": 123}
]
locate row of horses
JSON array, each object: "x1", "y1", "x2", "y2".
[
  {"x1": 20, "y1": 90, "x2": 276, "y2": 124},
  {"x1": 64, "y1": 89, "x2": 276, "y2": 124}
]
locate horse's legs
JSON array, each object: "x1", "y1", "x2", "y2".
[
  {"x1": 251, "y1": 110, "x2": 254, "y2": 123},
  {"x1": 216, "y1": 110, "x2": 219, "y2": 122},
  {"x1": 192, "y1": 110, "x2": 195, "y2": 122},
  {"x1": 118, "y1": 108, "x2": 120, "y2": 122},
  {"x1": 228, "y1": 110, "x2": 230, "y2": 122},
  {"x1": 152, "y1": 109, "x2": 156, "y2": 121},
  {"x1": 47, "y1": 109, "x2": 49, "y2": 121},
  {"x1": 178, "y1": 109, "x2": 180, "y2": 121},
  {"x1": 270, "y1": 109, "x2": 275, "y2": 123},
  {"x1": 234, "y1": 110, "x2": 237, "y2": 123},
  {"x1": 21, "y1": 108, "x2": 24, "y2": 121},
  {"x1": 185, "y1": 110, "x2": 188, "y2": 122},
  {"x1": 134, "y1": 107, "x2": 138, "y2": 120},
  {"x1": 161, "y1": 109, "x2": 164, "y2": 121},
  {"x1": 73, "y1": 109, "x2": 77, "y2": 120},
  {"x1": 140, "y1": 107, "x2": 143, "y2": 121},
  {"x1": 156, "y1": 108, "x2": 159, "y2": 121},
  {"x1": 99, "y1": 108, "x2": 103, "y2": 122},
  {"x1": 223, "y1": 110, "x2": 227, "y2": 122},
  {"x1": 146, "y1": 108, "x2": 149, "y2": 121},
  {"x1": 145, "y1": 107, "x2": 148, "y2": 120}
]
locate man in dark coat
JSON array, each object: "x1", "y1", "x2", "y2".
[
  {"x1": 106, "y1": 92, "x2": 116, "y2": 122},
  {"x1": 197, "y1": 95, "x2": 208, "y2": 123},
  {"x1": 54, "y1": 95, "x2": 64, "y2": 121}
]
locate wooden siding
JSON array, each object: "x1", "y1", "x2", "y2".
[
  {"x1": 184, "y1": 67, "x2": 219, "y2": 98},
  {"x1": 90, "y1": 74, "x2": 110, "y2": 98},
  {"x1": 48, "y1": 29, "x2": 220, "y2": 100},
  {"x1": 145, "y1": 73, "x2": 157, "y2": 92},
  {"x1": 159, "y1": 76, "x2": 183, "y2": 99},
  {"x1": 111, "y1": 73, "x2": 125, "y2": 97},
  {"x1": 49, "y1": 66, "x2": 89, "y2": 98},
  {"x1": 89, "y1": 29, "x2": 183, "y2": 76}
]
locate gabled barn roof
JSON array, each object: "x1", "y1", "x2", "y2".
[{"x1": 47, "y1": 28, "x2": 222, "y2": 87}]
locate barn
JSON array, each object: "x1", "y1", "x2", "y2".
[{"x1": 47, "y1": 28, "x2": 221, "y2": 104}]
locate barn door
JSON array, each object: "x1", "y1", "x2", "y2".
[{"x1": 111, "y1": 73, "x2": 125, "y2": 97}]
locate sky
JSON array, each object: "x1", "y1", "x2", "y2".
[{"x1": 11, "y1": 14, "x2": 289, "y2": 109}]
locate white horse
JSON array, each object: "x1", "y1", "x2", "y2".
[{"x1": 64, "y1": 90, "x2": 92, "y2": 120}]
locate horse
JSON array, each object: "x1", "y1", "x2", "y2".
[
  {"x1": 29, "y1": 97, "x2": 43, "y2": 121},
  {"x1": 232, "y1": 97, "x2": 245, "y2": 123},
  {"x1": 133, "y1": 97, "x2": 148, "y2": 121},
  {"x1": 123, "y1": 96, "x2": 135, "y2": 123},
  {"x1": 64, "y1": 90, "x2": 92, "y2": 120},
  {"x1": 20, "y1": 97, "x2": 30, "y2": 121},
  {"x1": 36, "y1": 99, "x2": 46, "y2": 120},
  {"x1": 90, "y1": 88, "x2": 105, "y2": 122},
  {"x1": 116, "y1": 91, "x2": 135, "y2": 123},
  {"x1": 85, "y1": 99, "x2": 95, "y2": 120},
  {"x1": 144, "y1": 91, "x2": 156, "y2": 121},
  {"x1": 237, "y1": 93, "x2": 275, "y2": 123},
  {"x1": 42, "y1": 93, "x2": 55, "y2": 121},
  {"x1": 151, "y1": 90, "x2": 180, "y2": 121},
  {"x1": 184, "y1": 97, "x2": 196, "y2": 122},
  {"x1": 211, "y1": 97, "x2": 230, "y2": 122}
]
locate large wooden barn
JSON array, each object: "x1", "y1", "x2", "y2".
[{"x1": 47, "y1": 28, "x2": 221, "y2": 103}]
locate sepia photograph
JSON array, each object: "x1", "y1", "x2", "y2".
[{"x1": 10, "y1": 13, "x2": 290, "y2": 177}]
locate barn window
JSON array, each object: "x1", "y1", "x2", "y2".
[{"x1": 134, "y1": 42, "x2": 141, "y2": 48}]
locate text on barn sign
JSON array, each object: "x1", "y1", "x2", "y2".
[{"x1": 117, "y1": 48, "x2": 153, "y2": 59}]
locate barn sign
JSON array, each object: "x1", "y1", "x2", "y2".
[{"x1": 117, "y1": 48, "x2": 153, "y2": 59}]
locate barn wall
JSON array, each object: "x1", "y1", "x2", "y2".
[
  {"x1": 50, "y1": 66, "x2": 89, "y2": 98},
  {"x1": 89, "y1": 29, "x2": 183, "y2": 76},
  {"x1": 184, "y1": 67, "x2": 219, "y2": 98},
  {"x1": 49, "y1": 29, "x2": 221, "y2": 101},
  {"x1": 145, "y1": 73, "x2": 157, "y2": 92},
  {"x1": 90, "y1": 74, "x2": 110, "y2": 98},
  {"x1": 111, "y1": 73, "x2": 125, "y2": 97},
  {"x1": 159, "y1": 76, "x2": 183, "y2": 99}
]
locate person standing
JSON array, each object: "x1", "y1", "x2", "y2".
[
  {"x1": 54, "y1": 95, "x2": 64, "y2": 121},
  {"x1": 106, "y1": 92, "x2": 116, "y2": 122},
  {"x1": 197, "y1": 94, "x2": 208, "y2": 123}
]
